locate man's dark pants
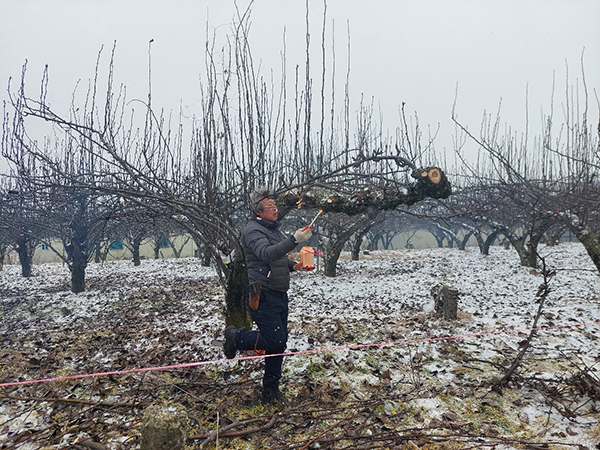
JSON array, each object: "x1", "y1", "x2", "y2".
[{"x1": 236, "y1": 288, "x2": 289, "y2": 388}]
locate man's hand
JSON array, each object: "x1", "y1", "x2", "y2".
[
  {"x1": 294, "y1": 263, "x2": 315, "y2": 271},
  {"x1": 293, "y1": 226, "x2": 312, "y2": 243}
]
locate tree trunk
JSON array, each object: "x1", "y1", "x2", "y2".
[
  {"x1": 170, "y1": 236, "x2": 190, "y2": 259},
  {"x1": 202, "y1": 251, "x2": 211, "y2": 267},
  {"x1": 16, "y1": 235, "x2": 33, "y2": 278},
  {"x1": 474, "y1": 233, "x2": 484, "y2": 253},
  {"x1": 319, "y1": 216, "x2": 372, "y2": 277},
  {"x1": 194, "y1": 241, "x2": 212, "y2": 267},
  {"x1": 351, "y1": 218, "x2": 378, "y2": 260},
  {"x1": 572, "y1": 226, "x2": 600, "y2": 273},
  {"x1": 132, "y1": 240, "x2": 142, "y2": 266},
  {"x1": 458, "y1": 230, "x2": 474, "y2": 250},
  {"x1": 323, "y1": 247, "x2": 342, "y2": 277},
  {"x1": 323, "y1": 231, "x2": 351, "y2": 277},
  {"x1": 70, "y1": 243, "x2": 87, "y2": 293},
  {"x1": 351, "y1": 229, "x2": 367, "y2": 261},
  {"x1": 224, "y1": 258, "x2": 252, "y2": 329},
  {"x1": 382, "y1": 233, "x2": 394, "y2": 250},
  {"x1": 479, "y1": 230, "x2": 500, "y2": 255},
  {"x1": 350, "y1": 244, "x2": 360, "y2": 261},
  {"x1": 507, "y1": 236, "x2": 528, "y2": 267},
  {"x1": 545, "y1": 230, "x2": 561, "y2": 246},
  {"x1": 508, "y1": 236, "x2": 538, "y2": 268},
  {"x1": 367, "y1": 230, "x2": 383, "y2": 251}
]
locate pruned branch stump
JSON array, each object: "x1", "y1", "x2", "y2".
[
  {"x1": 140, "y1": 403, "x2": 188, "y2": 450},
  {"x1": 431, "y1": 284, "x2": 459, "y2": 320}
]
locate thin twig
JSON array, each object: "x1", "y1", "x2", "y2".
[{"x1": 296, "y1": 410, "x2": 354, "y2": 450}]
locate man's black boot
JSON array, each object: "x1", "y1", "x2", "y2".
[
  {"x1": 223, "y1": 326, "x2": 238, "y2": 359},
  {"x1": 261, "y1": 382, "x2": 288, "y2": 406}
]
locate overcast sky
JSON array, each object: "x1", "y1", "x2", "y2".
[{"x1": 1, "y1": 0, "x2": 599, "y2": 172}]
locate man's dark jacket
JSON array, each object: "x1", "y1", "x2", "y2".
[{"x1": 240, "y1": 217, "x2": 297, "y2": 292}]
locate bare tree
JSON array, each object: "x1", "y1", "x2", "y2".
[
  {"x1": 105, "y1": 203, "x2": 164, "y2": 266},
  {"x1": 452, "y1": 63, "x2": 599, "y2": 272},
  {"x1": 350, "y1": 210, "x2": 384, "y2": 260},
  {"x1": 364, "y1": 211, "x2": 413, "y2": 251},
  {"x1": 2, "y1": 8, "x2": 451, "y2": 327},
  {"x1": 2, "y1": 61, "x2": 121, "y2": 290},
  {"x1": 0, "y1": 190, "x2": 11, "y2": 269},
  {"x1": 0, "y1": 163, "x2": 54, "y2": 277},
  {"x1": 317, "y1": 212, "x2": 371, "y2": 277}
]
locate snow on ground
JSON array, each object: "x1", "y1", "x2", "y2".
[{"x1": 1, "y1": 242, "x2": 599, "y2": 449}]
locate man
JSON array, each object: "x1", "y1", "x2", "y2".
[{"x1": 223, "y1": 187, "x2": 313, "y2": 405}]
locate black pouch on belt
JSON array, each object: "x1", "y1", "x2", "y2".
[{"x1": 249, "y1": 281, "x2": 261, "y2": 310}]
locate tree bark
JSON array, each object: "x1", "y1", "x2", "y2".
[
  {"x1": 432, "y1": 284, "x2": 459, "y2": 320},
  {"x1": 507, "y1": 234, "x2": 544, "y2": 269},
  {"x1": 478, "y1": 230, "x2": 500, "y2": 256},
  {"x1": 16, "y1": 234, "x2": 34, "y2": 278},
  {"x1": 132, "y1": 237, "x2": 142, "y2": 266},
  {"x1": 323, "y1": 242, "x2": 344, "y2": 277},
  {"x1": 571, "y1": 226, "x2": 600, "y2": 273},
  {"x1": 458, "y1": 230, "x2": 474, "y2": 250},
  {"x1": 94, "y1": 243, "x2": 101, "y2": 263},
  {"x1": 350, "y1": 241, "x2": 360, "y2": 261},
  {"x1": 201, "y1": 250, "x2": 211, "y2": 267},
  {"x1": 350, "y1": 220, "x2": 377, "y2": 261},
  {"x1": 432, "y1": 233, "x2": 445, "y2": 248},
  {"x1": 140, "y1": 403, "x2": 188, "y2": 450},
  {"x1": 224, "y1": 258, "x2": 252, "y2": 329},
  {"x1": 69, "y1": 241, "x2": 88, "y2": 293},
  {"x1": 507, "y1": 236, "x2": 536, "y2": 268},
  {"x1": 279, "y1": 167, "x2": 451, "y2": 217},
  {"x1": 322, "y1": 217, "x2": 370, "y2": 277}
]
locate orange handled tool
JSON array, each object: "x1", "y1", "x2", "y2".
[{"x1": 303, "y1": 209, "x2": 323, "y2": 231}]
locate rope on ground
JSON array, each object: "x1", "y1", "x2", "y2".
[{"x1": 1, "y1": 320, "x2": 598, "y2": 388}]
